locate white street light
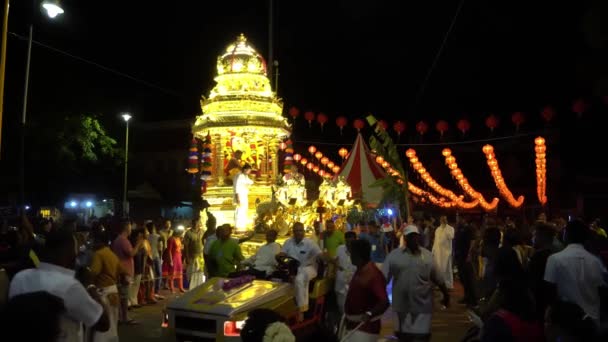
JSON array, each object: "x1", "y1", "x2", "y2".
[
  {"x1": 122, "y1": 113, "x2": 132, "y2": 217},
  {"x1": 42, "y1": 0, "x2": 64, "y2": 19}
]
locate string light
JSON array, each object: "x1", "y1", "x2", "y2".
[
  {"x1": 482, "y1": 144, "x2": 524, "y2": 208},
  {"x1": 441, "y1": 148, "x2": 499, "y2": 211},
  {"x1": 374, "y1": 151, "x2": 471, "y2": 209},
  {"x1": 404, "y1": 149, "x2": 479, "y2": 209},
  {"x1": 534, "y1": 137, "x2": 547, "y2": 205}
]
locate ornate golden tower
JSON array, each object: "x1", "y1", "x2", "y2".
[{"x1": 192, "y1": 34, "x2": 290, "y2": 229}]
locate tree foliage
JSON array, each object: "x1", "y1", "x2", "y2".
[
  {"x1": 367, "y1": 115, "x2": 411, "y2": 219},
  {"x1": 30, "y1": 114, "x2": 121, "y2": 166}
]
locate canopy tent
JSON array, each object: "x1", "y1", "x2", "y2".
[{"x1": 337, "y1": 133, "x2": 386, "y2": 206}]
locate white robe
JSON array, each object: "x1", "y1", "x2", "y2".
[
  {"x1": 432, "y1": 224, "x2": 455, "y2": 288},
  {"x1": 233, "y1": 172, "x2": 253, "y2": 230}
]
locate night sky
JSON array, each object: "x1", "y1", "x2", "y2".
[
  {"x1": 3, "y1": 0, "x2": 605, "y2": 127},
  {"x1": 1, "y1": 0, "x2": 607, "y2": 206}
]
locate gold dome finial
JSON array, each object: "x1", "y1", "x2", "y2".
[{"x1": 238, "y1": 33, "x2": 247, "y2": 42}]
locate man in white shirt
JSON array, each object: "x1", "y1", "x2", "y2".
[
  {"x1": 242, "y1": 229, "x2": 281, "y2": 278},
  {"x1": 432, "y1": 215, "x2": 455, "y2": 288},
  {"x1": 334, "y1": 231, "x2": 357, "y2": 316},
  {"x1": 277, "y1": 222, "x2": 322, "y2": 322},
  {"x1": 233, "y1": 164, "x2": 254, "y2": 231},
  {"x1": 544, "y1": 219, "x2": 607, "y2": 325},
  {"x1": 9, "y1": 229, "x2": 110, "y2": 342},
  {"x1": 383, "y1": 225, "x2": 450, "y2": 341}
]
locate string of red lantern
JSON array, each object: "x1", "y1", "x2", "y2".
[
  {"x1": 310, "y1": 146, "x2": 343, "y2": 174},
  {"x1": 304, "y1": 111, "x2": 315, "y2": 128},
  {"x1": 317, "y1": 112, "x2": 328, "y2": 131},
  {"x1": 288, "y1": 106, "x2": 300, "y2": 121},
  {"x1": 404, "y1": 149, "x2": 479, "y2": 209},
  {"x1": 288, "y1": 96, "x2": 599, "y2": 137},
  {"x1": 441, "y1": 148, "x2": 499, "y2": 211},
  {"x1": 481, "y1": 144, "x2": 525, "y2": 208},
  {"x1": 353, "y1": 118, "x2": 365, "y2": 132},
  {"x1": 457, "y1": 119, "x2": 470, "y2": 135},
  {"x1": 534, "y1": 137, "x2": 548, "y2": 205},
  {"x1": 416, "y1": 121, "x2": 429, "y2": 135},
  {"x1": 436, "y1": 120, "x2": 449, "y2": 136},
  {"x1": 511, "y1": 112, "x2": 525, "y2": 131},
  {"x1": 376, "y1": 156, "x2": 468, "y2": 209},
  {"x1": 336, "y1": 116, "x2": 348, "y2": 135}
]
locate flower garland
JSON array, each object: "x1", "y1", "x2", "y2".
[
  {"x1": 187, "y1": 138, "x2": 199, "y2": 174},
  {"x1": 200, "y1": 133, "x2": 213, "y2": 195},
  {"x1": 263, "y1": 322, "x2": 295, "y2": 342},
  {"x1": 221, "y1": 275, "x2": 255, "y2": 291}
]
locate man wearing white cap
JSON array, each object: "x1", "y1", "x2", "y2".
[{"x1": 383, "y1": 225, "x2": 450, "y2": 341}]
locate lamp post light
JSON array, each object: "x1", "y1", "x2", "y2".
[
  {"x1": 0, "y1": 0, "x2": 63, "y2": 206},
  {"x1": 122, "y1": 113, "x2": 132, "y2": 217}
]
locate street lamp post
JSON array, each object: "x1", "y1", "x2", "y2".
[
  {"x1": 0, "y1": 0, "x2": 63, "y2": 207},
  {"x1": 122, "y1": 113, "x2": 132, "y2": 217},
  {"x1": 0, "y1": 0, "x2": 63, "y2": 155}
]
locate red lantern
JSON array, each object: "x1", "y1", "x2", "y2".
[
  {"x1": 572, "y1": 98, "x2": 587, "y2": 117},
  {"x1": 511, "y1": 112, "x2": 525, "y2": 130},
  {"x1": 393, "y1": 121, "x2": 405, "y2": 137},
  {"x1": 435, "y1": 120, "x2": 449, "y2": 136},
  {"x1": 293, "y1": 154, "x2": 302, "y2": 162},
  {"x1": 541, "y1": 106, "x2": 555, "y2": 123},
  {"x1": 315, "y1": 151, "x2": 323, "y2": 160},
  {"x1": 317, "y1": 112, "x2": 328, "y2": 131},
  {"x1": 377, "y1": 120, "x2": 388, "y2": 131},
  {"x1": 353, "y1": 118, "x2": 365, "y2": 132},
  {"x1": 279, "y1": 142, "x2": 287, "y2": 150},
  {"x1": 306, "y1": 162, "x2": 314, "y2": 170},
  {"x1": 332, "y1": 166, "x2": 340, "y2": 173},
  {"x1": 485, "y1": 114, "x2": 499, "y2": 131},
  {"x1": 338, "y1": 148, "x2": 348, "y2": 159},
  {"x1": 415, "y1": 121, "x2": 428, "y2": 135},
  {"x1": 308, "y1": 146, "x2": 317, "y2": 154},
  {"x1": 300, "y1": 158, "x2": 308, "y2": 165},
  {"x1": 320, "y1": 157, "x2": 329, "y2": 165},
  {"x1": 304, "y1": 111, "x2": 315, "y2": 128},
  {"x1": 457, "y1": 119, "x2": 470, "y2": 135},
  {"x1": 336, "y1": 116, "x2": 348, "y2": 135},
  {"x1": 289, "y1": 106, "x2": 300, "y2": 120},
  {"x1": 327, "y1": 161, "x2": 335, "y2": 169}
]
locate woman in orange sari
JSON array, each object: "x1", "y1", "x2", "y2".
[{"x1": 162, "y1": 229, "x2": 185, "y2": 293}]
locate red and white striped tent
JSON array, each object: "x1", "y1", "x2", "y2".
[{"x1": 337, "y1": 133, "x2": 386, "y2": 206}]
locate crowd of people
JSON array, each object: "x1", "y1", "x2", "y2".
[{"x1": 1, "y1": 209, "x2": 607, "y2": 342}]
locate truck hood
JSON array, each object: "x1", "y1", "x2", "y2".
[{"x1": 167, "y1": 277, "x2": 293, "y2": 317}]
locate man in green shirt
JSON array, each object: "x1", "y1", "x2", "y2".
[
  {"x1": 323, "y1": 220, "x2": 345, "y2": 259},
  {"x1": 208, "y1": 225, "x2": 244, "y2": 277}
]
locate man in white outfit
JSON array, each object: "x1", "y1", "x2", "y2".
[
  {"x1": 241, "y1": 229, "x2": 281, "y2": 278},
  {"x1": 233, "y1": 164, "x2": 254, "y2": 231},
  {"x1": 277, "y1": 222, "x2": 322, "y2": 322},
  {"x1": 432, "y1": 215, "x2": 455, "y2": 289}
]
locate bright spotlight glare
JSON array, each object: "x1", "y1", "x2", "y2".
[
  {"x1": 42, "y1": 3, "x2": 64, "y2": 19},
  {"x1": 85, "y1": 201, "x2": 93, "y2": 208},
  {"x1": 70, "y1": 201, "x2": 77, "y2": 208},
  {"x1": 122, "y1": 113, "x2": 132, "y2": 122},
  {"x1": 387, "y1": 208, "x2": 393, "y2": 216}
]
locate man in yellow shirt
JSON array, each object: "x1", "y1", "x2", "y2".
[{"x1": 90, "y1": 227, "x2": 133, "y2": 337}]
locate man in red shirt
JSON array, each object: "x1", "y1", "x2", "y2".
[{"x1": 342, "y1": 239, "x2": 390, "y2": 341}]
